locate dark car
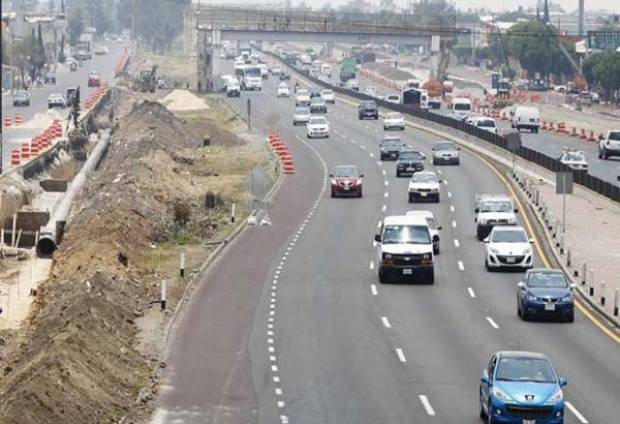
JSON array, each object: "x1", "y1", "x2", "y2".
[
  {"x1": 517, "y1": 269, "x2": 575, "y2": 322},
  {"x1": 309, "y1": 86, "x2": 322, "y2": 98},
  {"x1": 396, "y1": 149, "x2": 425, "y2": 177},
  {"x1": 310, "y1": 97, "x2": 327, "y2": 114},
  {"x1": 330, "y1": 165, "x2": 363, "y2": 198},
  {"x1": 358, "y1": 100, "x2": 378, "y2": 120},
  {"x1": 379, "y1": 136, "x2": 405, "y2": 160},
  {"x1": 279, "y1": 72, "x2": 291, "y2": 81},
  {"x1": 44, "y1": 72, "x2": 56, "y2": 84},
  {"x1": 12, "y1": 90, "x2": 31, "y2": 107}
]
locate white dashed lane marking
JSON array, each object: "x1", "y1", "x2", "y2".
[
  {"x1": 467, "y1": 287, "x2": 476, "y2": 298},
  {"x1": 369, "y1": 260, "x2": 375, "y2": 270},
  {"x1": 450, "y1": 205, "x2": 455, "y2": 212},
  {"x1": 452, "y1": 220, "x2": 457, "y2": 228},
  {"x1": 382, "y1": 205, "x2": 387, "y2": 212},
  {"x1": 486, "y1": 316, "x2": 500, "y2": 329},
  {"x1": 371, "y1": 284, "x2": 378, "y2": 296},
  {"x1": 381, "y1": 316, "x2": 392, "y2": 328},
  {"x1": 565, "y1": 402, "x2": 589, "y2": 424},
  {"x1": 396, "y1": 348, "x2": 407, "y2": 363},
  {"x1": 447, "y1": 191, "x2": 452, "y2": 198},
  {"x1": 454, "y1": 239, "x2": 460, "y2": 247},
  {"x1": 419, "y1": 395, "x2": 436, "y2": 416},
  {"x1": 458, "y1": 261, "x2": 465, "y2": 271}
]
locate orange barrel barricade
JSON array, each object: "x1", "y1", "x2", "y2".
[
  {"x1": 570, "y1": 127, "x2": 578, "y2": 137},
  {"x1": 548, "y1": 122, "x2": 555, "y2": 131},
  {"x1": 30, "y1": 138, "x2": 40, "y2": 156},
  {"x1": 20, "y1": 142, "x2": 31, "y2": 160},
  {"x1": 579, "y1": 129, "x2": 587, "y2": 140},
  {"x1": 14, "y1": 113, "x2": 23, "y2": 126},
  {"x1": 587, "y1": 131, "x2": 596, "y2": 142},
  {"x1": 3, "y1": 117, "x2": 12, "y2": 128},
  {"x1": 10, "y1": 150, "x2": 21, "y2": 166},
  {"x1": 556, "y1": 122, "x2": 566, "y2": 133},
  {"x1": 541, "y1": 121, "x2": 548, "y2": 130}
]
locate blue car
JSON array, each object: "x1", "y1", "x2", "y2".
[
  {"x1": 517, "y1": 269, "x2": 575, "y2": 322},
  {"x1": 480, "y1": 351, "x2": 567, "y2": 424}
]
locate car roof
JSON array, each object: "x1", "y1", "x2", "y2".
[
  {"x1": 491, "y1": 225, "x2": 525, "y2": 232},
  {"x1": 412, "y1": 171, "x2": 437, "y2": 178},
  {"x1": 334, "y1": 165, "x2": 359, "y2": 171},
  {"x1": 496, "y1": 351, "x2": 549, "y2": 360},
  {"x1": 384, "y1": 215, "x2": 429, "y2": 226},
  {"x1": 406, "y1": 210, "x2": 435, "y2": 219},
  {"x1": 526, "y1": 268, "x2": 564, "y2": 277}
]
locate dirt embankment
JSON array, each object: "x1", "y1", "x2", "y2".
[{"x1": 0, "y1": 94, "x2": 273, "y2": 423}]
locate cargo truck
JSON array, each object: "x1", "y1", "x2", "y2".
[{"x1": 339, "y1": 58, "x2": 357, "y2": 84}]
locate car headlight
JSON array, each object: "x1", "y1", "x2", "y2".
[
  {"x1": 523, "y1": 247, "x2": 532, "y2": 255},
  {"x1": 527, "y1": 294, "x2": 539, "y2": 302},
  {"x1": 559, "y1": 294, "x2": 573, "y2": 303},
  {"x1": 489, "y1": 247, "x2": 499, "y2": 255},
  {"x1": 545, "y1": 389, "x2": 563, "y2": 404},
  {"x1": 492, "y1": 386, "x2": 512, "y2": 402}
]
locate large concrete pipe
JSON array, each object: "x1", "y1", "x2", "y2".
[{"x1": 36, "y1": 129, "x2": 111, "y2": 257}]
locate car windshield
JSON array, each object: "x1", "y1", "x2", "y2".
[
  {"x1": 609, "y1": 131, "x2": 620, "y2": 141},
  {"x1": 362, "y1": 102, "x2": 376, "y2": 108},
  {"x1": 563, "y1": 152, "x2": 585, "y2": 162},
  {"x1": 311, "y1": 98, "x2": 325, "y2": 104},
  {"x1": 15, "y1": 92, "x2": 28, "y2": 98},
  {"x1": 386, "y1": 113, "x2": 402, "y2": 119},
  {"x1": 478, "y1": 119, "x2": 496, "y2": 128},
  {"x1": 309, "y1": 117, "x2": 326, "y2": 125},
  {"x1": 279, "y1": 84, "x2": 288, "y2": 89},
  {"x1": 383, "y1": 140, "x2": 402, "y2": 148},
  {"x1": 382, "y1": 225, "x2": 431, "y2": 244},
  {"x1": 491, "y1": 230, "x2": 528, "y2": 243},
  {"x1": 295, "y1": 108, "x2": 309, "y2": 115},
  {"x1": 321, "y1": 90, "x2": 333, "y2": 95},
  {"x1": 480, "y1": 200, "x2": 513, "y2": 213},
  {"x1": 454, "y1": 103, "x2": 471, "y2": 111},
  {"x1": 528, "y1": 272, "x2": 568, "y2": 288},
  {"x1": 496, "y1": 357, "x2": 556, "y2": 383},
  {"x1": 334, "y1": 167, "x2": 359, "y2": 178},
  {"x1": 297, "y1": 90, "x2": 309, "y2": 96},
  {"x1": 435, "y1": 143, "x2": 457, "y2": 151},
  {"x1": 400, "y1": 152, "x2": 423, "y2": 161},
  {"x1": 412, "y1": 174, "x2": 437, "y2": 183}
]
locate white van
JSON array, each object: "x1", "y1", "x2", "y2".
[
  {"x1": 451, "y1": 97, "x2": 472, "y2": 121},
  {"x1": 321, "y1": 63, "x2": 332, "y2": 78},
  {"x1": 406, "y1": 210, "x2": 442, "y2": 254},
  {"x1": 511, "y1": 106, "x2": 540, "y2": 133},
  {"x1": 374, "y1": 215, "x2": 435, "y2": 284},
  {"x1": 405, "y1": 79, "x2": 422, "y2": 89}
]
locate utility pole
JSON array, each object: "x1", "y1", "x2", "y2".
[{"x1": 578, "y1": 0, "x2": 585, "y2": 37}]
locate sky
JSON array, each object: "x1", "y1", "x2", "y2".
[{"x1": 302, "y1": 0, "x2": 620, "y2": 13}]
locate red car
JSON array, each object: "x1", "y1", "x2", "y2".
[
  {"x1": 88, "y1": 71, "x2": 101, "y2": 87},
  {"x1": 330, "y1": 165, "x2": 363, "y2": 198}
]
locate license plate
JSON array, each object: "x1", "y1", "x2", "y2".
[
  {"x1": 506, "y1": 257, "x2": 516, "y2": 263},
  {"x1": 407, "y1": 167, "x2": 415, "y2": 171},
  {"x1": 402, "y1": 269, "x2": 412, "y2": 275},
  {"x1": 390, "y1": 153, "x2": 396, "y2": 157},
  {"x1": 545, "y1": 303, "x2": 556, "y2": 311},
  {"x1": 420, "y1": 192, "x2": 427, "y2": 197},
  {"x1": 523, "y1": 420, "x2": 536, "y2": 424},
  {"x1": 343, "y1": 186, "x2": 350, "y2": 191}
]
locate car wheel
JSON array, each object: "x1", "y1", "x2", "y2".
[
  {"x1": 427, "y1": 269, "x2": 434, "y2": 285},
  {"x1": 435, "y1": 195, "x2": 440, "y2": 203},
  {"x1": 522, "y1": 308, "x2": 529, "y2": 321},
  {"x1": 408, "y1": 193, "x2": 414, "y2": 203},
  {"x1": 476, "y1": 227, "x2": 484, "y2": 241},
  {"x1": 455, "y1": 159, "x2": 460, "y2": 165},
  {"x1": 485, "y1": 259, "x2": 492, "y2": 272},
  {"x1": 378, "y1": 270, "x2": 386, "y2": 284},
  {"x1": 331, "y1": 190, "x2": 336, "y2": 198},
  {"x1": 396, "y1": 170, "x2": 401, "y2": 178},
  {"x1": 358, "y1": 189, "x2": 363, "y2": 198},
  {"x1": 566, "y1": 310, "x2": 574, "y2": 323},
  {"x1": 432, "y1": 159, "x2": 437, "y2": 165}
]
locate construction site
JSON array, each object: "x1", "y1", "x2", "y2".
[{"x1": 0, "y1": 51, "x2": 278, "y2": 423}]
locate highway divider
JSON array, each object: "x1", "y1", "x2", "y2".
[{"x1": 272, "y1": 53, "x2": 619, "y2": 203}]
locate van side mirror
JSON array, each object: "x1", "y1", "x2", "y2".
[
  {"x1": 514, "y1": 208, "x2": 519, "y2": 213},
  {"x1": 529, "y1": 239, "x2": 535, "y2": 244},
  {"x1": 474, "y1": 207, "x2": 480, "y2": 213},
  {"x1": 436, "y1": 226, "x2": 443, "y2": 230},
  {"x1": 374, "y1": 234, "x2": 381, "y2": 243}
]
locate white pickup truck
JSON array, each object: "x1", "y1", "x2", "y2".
[
  {"x1": 474, "y1": 194, "x2": 518, "y2": 240},
  {"x1": 598, "y1": 130, "x2": 620, "y2": 160}
]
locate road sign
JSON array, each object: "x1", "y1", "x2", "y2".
[{"x1": 556, "y1": 171, "x2": 573, "y2": 194}]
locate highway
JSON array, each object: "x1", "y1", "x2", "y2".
[
  {"x1": 1, "y1": 41, "x2": 127, "y2": 172},
  {"x1": 329, "y1": 63, "x2": 620, "y2": 186},
  {"x1": 155, "y1": 61, "x2": 620, "y2": 424}
]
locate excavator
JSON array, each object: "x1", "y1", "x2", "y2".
[{"x1": 135, "y1": 65, "x2": 158, "y2": 93}]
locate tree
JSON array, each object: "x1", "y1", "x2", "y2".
[
  {"x1": 584, "y1": 52, "x2": 620, "y2": 102},
  {"x1": 68, "y1": 6, "x2": 85, "y2": 46},
  {"x1": 32, "y1": 23, "x2": 47, "y2": 76},
  {"x1": 505, "y1": 20, "x2": 577, "y2": 81},
  {"x1": 13, "y1": 35, "x2": 35, "y2": 88},
  {"x1": 132, "y1": 0, "x2": 185, "y2": 53}
]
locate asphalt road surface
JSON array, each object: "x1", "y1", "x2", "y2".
[
  {"x1": 1, "y1": 41, "x2": 127, "y2": 173},
  {"x1": 332, "y1": 64, "x2": 620, "y2": 186},
  {"x1": 154, "y1": 62, "x2": 620, "y2": 424}
]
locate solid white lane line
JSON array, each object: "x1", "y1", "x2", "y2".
[
  {"x1": 565, "y1": 401, "x2": 589, "y2": 424},
  {"x1": 371, "y1": 284, "x2": 378, "y2": 296},
  {"x1": 382, "y1": 316, "x2": 392, "y2": 328},
  {"x1": 418, "y1": 395, "x2": 436, "y2": 416},
  {"x1": 384, "y1": 180, "x2": 389, "y2": 186},
  {"x1": 454, "y1": 239, "x2": 460, "y2": 247},
  {"x1": 369, "y1": 261, "x2": 375, "y2": 270},
  {"x1": 396, "y1": 348, "x2": 407, "y2": 363},
  {"x1": 450, "y1": 205, "x2": 455, "y2": 212},
  {"x1": 467, "y1": 287, "x2": 476, "y2": 298},
  {"x1": 382, "y1": 204, "x2": 387, "y2": 212},
  {"x1": 486, "y1": 316, "x2": 500, "y2": 329},
  {"x1": 452, "y1": 220, "x2": 457, "y2": 228},
  {"x1": 458, "y1": 261, "x2": 465, "y2": 271}
]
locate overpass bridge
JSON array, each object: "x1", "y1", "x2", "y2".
[{"x1": 194, "y1": 5, "x2": 469, "y2": 91}]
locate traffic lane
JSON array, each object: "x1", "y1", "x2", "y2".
[
  {"x1": 325, "y1": 97, "x2": 612, "y2": 423},
  {"x1": 156, "y1": 92, "x2": 325, "y2": 424},
  {"x1": 249, "y1": 78, "x2": 437, "y2": 423},
  {"x1": 269, "y1": 137, "x2": 434, "y2": 423}
]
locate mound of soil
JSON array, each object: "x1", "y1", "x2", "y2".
[{"x1": 0, "y1": 100, "x2": 232, "y2": 424}]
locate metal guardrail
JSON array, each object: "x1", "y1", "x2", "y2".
[{"x1": 274, "y1": 55, "x2": 620, "y2": 203}]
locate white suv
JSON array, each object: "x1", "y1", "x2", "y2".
[
  {"x1": 484, "y1": 226, "x2": 534, "y2": 271},
  {"x1": 406, "y1": 210, "x2": 442, "y2": 254},
  {"x1": 306, "y1": 116, "x2": 330, "y2": 138},
  {"x1": 474, "y1": 194, "x2": 518, "y2": 240},
  {"x1": 375, "y1": 215, "x2": 434, "y2": 284},
  {"x1": 598, "y1": 130, "x2": 620, "y2": 160}
]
